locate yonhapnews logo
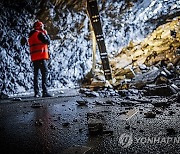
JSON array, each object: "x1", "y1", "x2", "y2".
[
  {"x1": 119, "y1": 133, "x2": 180, "y2": 148},
  {"x1": 119, "y1": 133, "x2": 133, "y2": 148}
]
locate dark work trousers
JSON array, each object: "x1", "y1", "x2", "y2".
[{"x1": 33, "y1": 60, "x2": 48, "y2": 95}]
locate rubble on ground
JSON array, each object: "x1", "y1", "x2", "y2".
[
  {"x1": 31, "y1": 103, "x2": 43, "y2": 108},
  {"x1": 35, "y1": 119, "x2": 44, "y2": 126},
  {"x1": 80, "y1": 18, "x2": 180, "y2": 137},
  {"x1": 76, "y1": 100, "x2": 88, "y2": 106},
  {"x1": 144, "y1": 111, "x2": 156, "y2": 118},
  {"x1": 83, "y1": 17, "x2": 179, "y2": 102},
  {"x1": 87, "y1": 112, "x2": 104, "y2": 135}
]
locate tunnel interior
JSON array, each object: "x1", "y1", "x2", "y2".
[{"x1": 0, "y1": 0, "x2": 179, "y2": 97}]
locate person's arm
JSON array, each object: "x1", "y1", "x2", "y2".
[
  {"x1": 28, "y1": 30, "x2": 36, "y2": 38},
  {"x1": 38, "y1": 32, "x2": 50, "y2": 45}
]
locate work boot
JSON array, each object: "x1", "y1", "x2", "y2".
[
  {"x1": 34, "y1": 92, "x2": 41, "y2": 98},
  {"x1": 42, "y1": 92, "x2": 52, "y2": 97}
]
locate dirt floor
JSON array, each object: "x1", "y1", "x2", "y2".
[{"x1": 0, "y1": 88, "x2": 180, "y2": 154}]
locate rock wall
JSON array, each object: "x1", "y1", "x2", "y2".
[
  {"x1": 111, "y1": 17, "x2": 180, "y2": 84},
  {"x1": 0, "y1": 0, "x2": 179, "y2": 96}
]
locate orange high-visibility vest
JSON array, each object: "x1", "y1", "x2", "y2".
[{"x1": 28, "y1": 31, "x2": 49, "y2": 61}]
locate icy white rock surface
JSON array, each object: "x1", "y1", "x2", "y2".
[{"x1": 0, "y1": 0, "x2": 179, "y2": 95}]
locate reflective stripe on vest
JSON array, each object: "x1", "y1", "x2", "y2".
[{"x1": 28, "y1": 31, "x2": 49, "y2": 61}]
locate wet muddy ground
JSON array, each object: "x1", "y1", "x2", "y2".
[{"x1": 0, "y1": 88, "x2": 180, "y2": 154}]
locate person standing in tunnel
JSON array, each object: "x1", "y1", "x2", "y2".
[{"x1": 28, "y1": 21, "x2": 52, "y2": 97}]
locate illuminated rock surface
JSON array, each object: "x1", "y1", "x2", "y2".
[{"x1": 0, "y1": 0, "x2": 179, "y2": 96}]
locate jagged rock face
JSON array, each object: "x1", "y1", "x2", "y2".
[
  {"x1": 111, "y1": 17, "x2": 180, "y2": 83},
  {"x1": 0, "y1": 0, "x2": 179, "y2": 96},
  {"x1": 0, "y1": 0, "x2": 91, "y2": 95}
]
